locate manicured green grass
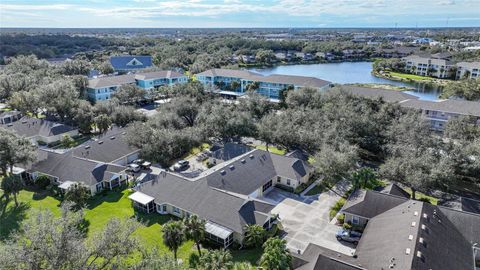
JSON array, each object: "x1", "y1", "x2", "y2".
[
  {"x1": 305, "y1": 182, "x2": 330, "y2": 196},
  {"x1": 0, "y1": 187, "x2": 258, "y2": 264},
  {"x1": 404, "y1": 188, "x2": 439, "y2": 205},
  {"x1": 0, "y1": 188, "x2": 195, "y2": 261},
  {"x1": 231, "y1": 247, "x2": 262, "y2": 265},
  {"x1": 388, "y1": 71, "x2": 438, "y2": 81},
  {"x1": 253, "y1": 145, "x2": 286, "y2": 155}
]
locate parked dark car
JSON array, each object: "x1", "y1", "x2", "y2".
[
  {"x1": 173, "y1": 160, "x2": 189, "y2": 171},
  {"x1": 336, "y1": 229, "x2": 362, "y2": 245}
]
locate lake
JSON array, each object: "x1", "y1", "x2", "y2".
[{"x1": 248, "y1": 62, "x2": 442, "y2": 100}]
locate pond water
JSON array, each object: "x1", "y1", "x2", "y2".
[{"x1": 248, "y1": 62, "x2": 442, "y2": 100}]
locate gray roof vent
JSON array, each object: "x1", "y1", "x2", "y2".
[
  {"x1": 249, "y1": 154, "x2": 254, "y2": 159},
  {"x1": 122, "y1": 132, "x2": 127, "y2": 135},
  {"x1": 241, "y1": 159, "x2": 246, "y2": 163},
  {"x1": 110, "y1": 136, "x2": 115, "y2": 140},
  {"x1": 84, "y1": 145, "x2": 90, "y2": 150},
  {"x1": 98, "y1": 141, "x2": 104, "y2": 144},
  {"x1": 229, "y1": 165, "x2": 235, "y2": 170},
  {"x1": 21, "y1": 120, "x2": 28, "y2": 124},
  {"x1": 220, "y1": 170, "x2": 226, "y2": 175}
]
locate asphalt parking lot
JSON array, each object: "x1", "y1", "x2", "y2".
[{"x1": 269, "y1": 189, "x2": 356, "y2": 255}]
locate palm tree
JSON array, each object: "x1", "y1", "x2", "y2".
[
  {"x1": 243, "y1": 224, "x2": 266, "y2": 248},
  {"x1": 1, "y1": 174, "x2": 24, "y2": 207},
  {"x1": 198, "y1": 249, "x2": 233, "y2": 270},
  {"x1": 184, "y1": 215, "x2": 206, "y2": 256},
  {"x1": 162, "y1": 220, "x2": 186, "y2": 262},
  {"x1": 260, "y1": 237, "x2": 291, "y2": 270}
]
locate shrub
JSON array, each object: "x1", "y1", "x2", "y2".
[
  {"x1": 60, "y1": 134, "x2": 76, "y2": 148},
  {"x1": 337, "y1": 214, "x2": 345, "y2": 224},
  {"x1": 329, "y1": 198, "x2": 346, "y2": 220},
  {"x1": 343, "y1": 222, "x2": 352, "y2": 230},
  {"x1": 35, "y1": 175, "x2": 51, "y2": 189}
]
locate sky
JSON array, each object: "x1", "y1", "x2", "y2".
[{"x1": 0, "y1": 0, "x2": 479, "y2": 28}]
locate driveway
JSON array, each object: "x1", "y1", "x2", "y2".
[{"x1": 270, "y1": 187, "x2": 356, "y2": 255}]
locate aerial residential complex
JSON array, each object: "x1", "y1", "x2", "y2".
[
  {"x1": 340, "y1": 86, "x2": 480, "y2": 131},
  {"x1": 87, "y1": 70, "x2": 188, "y2": 101},
  {"x1": 196, "y1": 68, "x2": 331, "y2": 99},
  {"x1": 402, "y1": 53, "x2": 480, "y2": 79},
  {"x1": 129, "y1": 148, "x2": 312, "y2": 247}
]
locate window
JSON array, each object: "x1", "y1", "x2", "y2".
[
  {"x1": 262, "y1": 180, "x2": 273, "y2": 192},
  {"x1": 162, "y1": 204, "x2": 167, "y2": 212},
  {"x1": 352, "y1": 216, "x2": 360, "y2": 225},
  {"x1": 277, "y1": 176, "x2": 281, "y2": 183},
  {"x1": 173, "y1": 207, "x2": 180, "y2": 215},
  {"x1": 287, "y1": 179, "x2": 291, "y2": 186}
]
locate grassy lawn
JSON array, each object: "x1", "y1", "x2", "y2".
[
  {"x1": 0, "y1": 188, "x2": 196, "y2": 261},
  {"x1": 231, "y1": 247, "x2": 262, "y2": 265},
  {"x1": 404, "y1": 188, "x2": 439, "y2": 205},
  {"x1": 253, "y1": 145, "x2": 286, "y2": 155},
  {"x1": 305, "y1": 182, "x2": 330, "y2": 196},
  {"x1": 0, "y1": 186, "x2": 260, "y2": 264},
  {"x1": 387, "y1": 71, "x2": 439, "y2": 81}
]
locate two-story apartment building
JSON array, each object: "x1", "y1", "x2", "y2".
[
  {"x1": 340, "y1": 86, "x2": 480, "y2": 132},
  {"x1": 400, "y1": 99, "x2": 480, "y2": 131},
  {"x1": 402, "y1": 54, "x2": 454, "y2": 78},
  {"x1": 196, "y1": 68, "x2": 331, "y2": 100},
  {"x1": 456, "y1": 61, "x2": 480, "y2": 79},
  {"x1": 87, "y1": 70, "x2": 188, "y2": 102}
]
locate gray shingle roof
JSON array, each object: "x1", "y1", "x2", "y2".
[
  {"x1": 338, "y1": 86, "x2": 418, "y2": 103},
  {"x1": 88, "y1": 74, "x2": 136, "y2": 89},
  {"x1": 379, "y1": 183, "x2": 411, "y2": 199},
  {"x1": 439, "y1": 206, "x2": 480, "y2": 245},
  {"x1": 0, "y1": 116, "x2": 77, "y2": 138},
  {"x1": 205, "y1": 149, "x2": 310, "y2": 195},
  {"x1": 135, "y1": 173, "x2": 274, "y2": 234},
  {"x1": 400, "y1": 99, "x2": 480, "y2": 117},
  {"x1": 205, "y1": 150, "x2": 278, "y2": 195},
  {"x1": 196, "y1": 68, "x2": 258, "y2": 78},
  {"x1": 355, "y1": 201, "x2": 474, "y2": 270},
  {"x1": 196, "y1": 68, "x2": 331, "y2": 89},
  {"x1": 29, "y1": 150, "x2": 125, "y2": 187},
  {"x1": 134, "y1": 70, "x2": 185, "y2": 80},
  {"x1": 341, "y1": 189, "x2": 408, "y2": 219},
  {"x1": 72, "y1": 127, "x2": 139, "y2": 163},
  {"x1": 293, "y1": 244, "x2": 364, "y2": 270}
]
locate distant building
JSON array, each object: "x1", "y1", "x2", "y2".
[
  {"x1": 87, "y1": 70, "x2": 188, "y2": 102},
  {"x1": 402, "y1": 54, "x2": 454, "y2": 78},
  {"x1": 400, "y1": 99, "x2": 480, "y2": 131},
  {"x1": 109, "y1": 55, "x2": 153, "y2": 72},
  {"x1": 456, "y1": 61, "x2": 480, "y2": 79},
  {"x1": 196, "y1": 68, "x2": 330, "y2": 100},
  {"x1": 338, "y1": 86, "x2": 480, "y2": 131}
]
